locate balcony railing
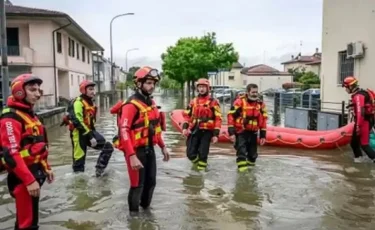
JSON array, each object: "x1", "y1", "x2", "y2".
[{"x1": 7, "y1": 46, "x2": 20, "y2": 56}]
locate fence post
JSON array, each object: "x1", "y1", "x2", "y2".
[
  {"x1": 293, "y1": 96, "x2": 297, "y2": 108},
  {"x1": 308, "y1": 93, "x2": 312, "y2": 108},
  {"x1": 317, "y1": 99, "x2": 321, "y2": 111}
]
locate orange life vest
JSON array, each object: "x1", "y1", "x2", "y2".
[
  {"x1": 0, "y1": 108, "x2": 49, "y2": 172},
  {"x1": 234, "y1": 97, "x2": 265, "y2": 131},
  {"x1": 61, "y1": 97, "x2": 97, "y2": 131},
  {"x1": 189, "y1": 97, "x2": 215, "y2": 130},
  {"x1": 128, "y1": 99, "x2": 163, "y2": 148}
]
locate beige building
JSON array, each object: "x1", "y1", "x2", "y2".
[
  {"x1": 208, "y1": 62, "x2": 244, "y2": 89},
  {"x1": 320, "y1": 0, "x2": 373, "y2": 110},
  {"x1": 281, "y1": 48, "x2": 321, "y2": 76},
  {"x1": 4, "y1": 1, "x2": 104, "y2": 106},
  {"x1": 241, "y1": 64, "x2": 292, "y2": 92}
]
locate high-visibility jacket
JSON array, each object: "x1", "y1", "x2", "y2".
[
  {"x1": 182, "y1": 95, "x2": 222, "y2": 135},
  {"x1": 61, "y1": 96, "x2": 97, "y2": 134},
  {"x1": 228, "y1": 95, "x2": 267, "y2": 137}
]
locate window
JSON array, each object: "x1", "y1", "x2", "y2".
[
  {"x1": 228, "y1": 75, "x2": 234, "y2": 80},
  {"x1": 87, "y1": 50, "x2": 90, "y2": 63},
  {"x1": 70, "y1": 74, "x2": 73, "y2": 86},
  {"x1": 68, "y1": 38, "x2": 71, "y2": 56},
  {"x1": 82, "y1": 46, "x2": 86, "y2": 62},
  {"x1": 76, "y1": 43, "x2": 80, "y2": 59},
  {"x1": 77, "y1": 75, "x2": 80, "y2": 85},
  {"x1": 338, "y1": 51, "x2": 354, "y2": 84},
  {"x1": 56, "y1": 32, "x2": 62, "y2": 53},
  {"x1": 71, "y1": 39, "x2": 75, "y2": 57},
  {"x1": 243, "y1": 80, "x2": 247, "y2": 85},
  {"x1": 6, "y1": 27, "x2": 19, "y2": 56}
]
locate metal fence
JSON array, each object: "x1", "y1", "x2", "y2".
[{"x1": 214, "y1": 90, "x2": 349, "y2": 127}]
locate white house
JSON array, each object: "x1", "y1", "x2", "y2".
[
  {"x1": 320, "y1": 0, "x2": 374, "y2": 111},
  {"x1": 241, "y1": 64, "x2": 292, "y2": 92},
  {"x1": 209, "y1": 62, "x2": 244, "y2": 88},
  {"x1": 4, "y1": 1, "x2": 104, "y2": 106}
]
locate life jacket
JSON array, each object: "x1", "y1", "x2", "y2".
[
  {"x1": 61, "y1": 96, "x2": 97, "y2": 131},
  {"x1": 126, "y1": 99, "x2": 163, "y2": 148},
  {"x1": 190, "y1": 97, "x2": 215, "y2": 130},
  {"x1": 234, "y1": 97, "x2": 265, "y2": 131},
  {"x1": 0, "y1": 108, "x2": 49, "y2": 173}
]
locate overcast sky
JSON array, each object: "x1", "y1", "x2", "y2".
[{"x1": 12, "y1": 0, "x2": 323, "y2": 71}]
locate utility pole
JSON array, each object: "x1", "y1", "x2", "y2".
[{"x1": 0, "y1": 0, "x2": 10, "y2": 107}]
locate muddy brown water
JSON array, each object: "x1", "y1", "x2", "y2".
[{"x1": 1, "y1": 95, "x2": 375, "y2": 230}]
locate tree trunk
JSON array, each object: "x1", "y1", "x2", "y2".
[
  {"x1": 187, "y1": 80, "x2": 191, "y2": 103},
  {"x1": 191, "y1": 80, "x2": 196, "y2": 98}
]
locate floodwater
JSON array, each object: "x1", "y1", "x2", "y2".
[{"x1": 1, "y1": 94, "x2": 375, "y2": 230}]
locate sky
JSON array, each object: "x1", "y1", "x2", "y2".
[{"x1": 12, "y1": 0, "x2": 323, "y2": 71}]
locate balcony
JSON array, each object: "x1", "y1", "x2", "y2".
[{"x1": 7, "y1": 46, "x2": 34, "y2": 65}]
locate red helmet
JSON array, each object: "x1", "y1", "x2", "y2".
[
  {"x1": 196, "y1": 78, "x2": 210, "y2": 88},
  {"x1": 133, "y1": 66, "x2": 160, "y2": 84},
  {"x1": 79, "y1": 80, "x2": 96, "y2": 94},
  {"x1": 11, "y1": 73, "x2": 43, "y2": 100},
  {"x1": 342, "y1": 76, "x2": 358, "y2": 88}
]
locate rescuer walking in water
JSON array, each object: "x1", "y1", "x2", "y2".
[
  {"x1": 114, "y1": 66, "x2": 170, "y2": 213},
  {"x1": 227, "y1": 83, "x2": 267, "y2": 172},
  {"x1": 0, "y1": 74, "x2": 54, "y2": 229},
  {"x1": 61, "y1": 80, "x2": 113, "y2": 176},
  {"x1": 342, "y1": 76, "x2": 375, "y2": 163},
  {"x1": 182, "y1": 78, "x2": 222, "y2": 171}
]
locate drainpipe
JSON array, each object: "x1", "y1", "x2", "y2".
[{"x1": 52, "y1": 19, "x2": 72, "y2": 106}]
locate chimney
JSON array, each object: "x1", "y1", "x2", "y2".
[
  {"x1": 291, "y1": 55, "x2": 294, "y2": 59},
  {"x1": 315, "y1": 48, "x2": 319, "y2": 53}
]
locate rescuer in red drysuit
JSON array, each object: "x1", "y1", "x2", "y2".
[
  {"x1": 0, "y1": 74, "x2": 54, "y2": 229},
  {"x1": 182, "y1": 78, "x2": 222, "y2": 171},
  {"x1": 343, "y1": 76, "x2": 375, "y2": 163},
  {"x1": 113, "y1": 66, "x2": 170, "y2": 213}
]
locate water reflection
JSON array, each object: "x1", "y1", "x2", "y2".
[{"x1": 230, "y1": 170, "x2": 262, "y2": 228}]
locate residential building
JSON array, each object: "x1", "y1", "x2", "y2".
[
  {"x1": 281, "y1": 48, "x2": 321, "y2": 76},
  {"x1": 241, "y1": 64, "x2": 292, "y2": 92},
  {"x1": 119, "y1": 68, "x2": 127, "y2": 82},
  {"x1": 320, "y1": 0, "x2": 374, "y2": 111},
  {"x1": 4, "y1": 1, "x2": 104, "y2": 105},
  {"x1": 208, "y1": 62, "x2": 244, "y2": 88},
  {"x1": 92, "y1": 53, "x2": 120, "y2": 94}
]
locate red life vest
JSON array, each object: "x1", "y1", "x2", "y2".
[
  {"x1": 188, "y1": 97, "x2": 215, "y2": 130},
  {"x1": 0, "y1": 108, "x2": 49, "y2": 172},
  {"x1": 234, "y1": 96, "x2": 265, "y2": 132},
  {"x1": 128, "y1": 99, "x2": 162, "y2": 148}
]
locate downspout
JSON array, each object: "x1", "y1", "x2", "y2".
[{"x1": 52, "y1": 19, "x2": 72, "y2": 106}]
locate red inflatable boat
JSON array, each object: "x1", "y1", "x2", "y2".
[{"x1": 169, "y1": 109, "x2": 353, "y2": 150}]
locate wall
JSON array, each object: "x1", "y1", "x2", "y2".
[
  {"x1": 54, "y1": 27, "x2": 93, "y2": 76},
  {"x1": 37, "y1": 107, "x2": 66, "y2": 129},
  {"x1": 68, "y1": 71, "x2": 88, "y2": 98},
  {"x1": 320, "y1": 0, "x2": 375, "y2": 110},
  {"x1": 242, "y1": 75, "x2": 293, "y2": 92},
  {"x1": 209, "y1": 68, "x2": 243, "y2": 88}
]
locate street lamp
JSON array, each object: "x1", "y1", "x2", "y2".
[
  {"x1": 110, "y1": 12, "x2": 134, "y2": 93},
  {"x1": 125, "y1": 48, "x2": 139, "y2": 72}
]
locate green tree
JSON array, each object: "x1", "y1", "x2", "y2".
[
  {"x1": 161, "y1": 32, "x2": 239, "y2": 101},
  {"x1": 126, "y1": 66, "x2": 140, "y2": 87},
  {"x1": 288, "y1": 67, "x2": 306, "y2": 82}
]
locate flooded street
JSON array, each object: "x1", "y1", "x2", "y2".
[{"x1": 1, "y1": 95, "x2": 375, "y2": 230}]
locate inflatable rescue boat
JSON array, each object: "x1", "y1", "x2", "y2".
[{"x1": 169, "y1": 109, "x2": 353, "y2": 149}]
